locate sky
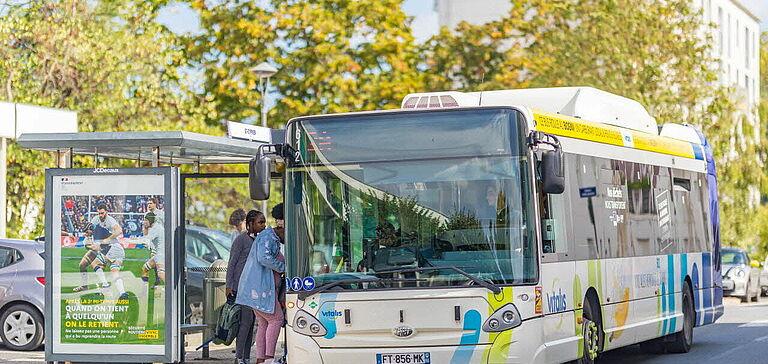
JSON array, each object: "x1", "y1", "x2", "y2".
[{"x1": 158, "y1": 0, "x2": 768, "y2": 42}]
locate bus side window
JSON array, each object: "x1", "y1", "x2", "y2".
[
  {"x1": 569, "y1": 155, "x2": 599, "y2": 261},
  {"x1": 541, "y1": 192, "x2": 569, "y2": 257}
]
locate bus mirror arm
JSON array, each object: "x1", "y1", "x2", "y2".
[{"x1": 528, "y1": 132, "x2": 565, "y2": 194}]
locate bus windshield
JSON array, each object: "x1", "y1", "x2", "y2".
[{"x1": 285, "y1": 108, "x2": 537, "y2": 291}]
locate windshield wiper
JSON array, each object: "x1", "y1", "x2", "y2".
[
  {"x1": 375, "y1": 266, "x2": 502, "y2": 294},
  {"x1": 297, "y1": 277, "x2": 426, "y2": 300}
]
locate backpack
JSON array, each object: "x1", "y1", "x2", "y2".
[
  {"x1": 197, "y1": 301, "x2": 241, "y2": 350},
  {"x1": 214, "y1": 301, "x2": 242, "y2": 346}
]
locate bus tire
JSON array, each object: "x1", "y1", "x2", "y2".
[
  {"x1": 578, "y1": 295, "x2": 602, "y2": 364},
  {"x1": 639, "y1": 338, "x2": 665, "y2": 354},
  {"x1": 666, "y1": 281, "x2": 694, "y2": 353}
]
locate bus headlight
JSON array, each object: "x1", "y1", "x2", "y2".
[
  {"x1": 482, "y1": 303, "x2": 522, "y2": 332},
  {"x1": 502, "y1": 310, "x2": 516, "y2": 324},
  {"x1": 293, "y1": 310, "x2": 327, "y2": 337},
  {"x1": 309, "y1": 323, "x2": 321, "y2": 334},
  {"x1": 736, "y1": 268, "x2": 745, "y2": 278}
]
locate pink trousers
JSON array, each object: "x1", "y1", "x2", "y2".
[{"x1": 253, "y1": 298, "x2": 283, "y2": 359}]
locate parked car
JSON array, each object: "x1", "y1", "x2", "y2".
[
  {"x1": 183, "y1": 225, "x2": 232, "y2": 324},
  {"x1": 761, "y1": 256, "x2": 768, "y2": 297},
  {"x1": 0, "y1": 239, "x2": 45, "y2": 351},
  {"x1": 185, "y1": 225, "x2": 233, "y2": 264},
  {"x1": 721, "y1": 247, "x2": 761, "y2": 303}
]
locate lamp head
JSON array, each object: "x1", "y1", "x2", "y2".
[{"x1": 252, "y1": 62, "x2": 278, "y2": 78}]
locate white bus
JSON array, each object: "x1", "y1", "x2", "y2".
[{"x1": 250, "y1": 87, "x2": 723, "y2": 363}]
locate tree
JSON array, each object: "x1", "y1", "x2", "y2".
[
  {"x1": 0, "y1": 0, "x2": 216, "y2": 238},
  {"x1": 185, "y1": 0, "x2": 424, "y2": 127}
]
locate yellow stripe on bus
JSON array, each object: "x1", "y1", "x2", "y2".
[{"x1": 532, "y1": 111, "x2": 697, "y2": 159}]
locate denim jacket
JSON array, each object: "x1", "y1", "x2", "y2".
[{"x1": 235, "y1": 227, "x2": 285, "y2": 314}]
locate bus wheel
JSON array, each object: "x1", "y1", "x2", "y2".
[
  {"x1": 578, "y1": 297, "x2": 602, "y2": 363},
  {"x1": 666, "y1": 281, "x2": 694, "y2": 353}
]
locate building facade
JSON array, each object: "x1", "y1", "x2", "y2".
[{"x1": 697, "y1": 0, "x2": 761, "y2": 114}]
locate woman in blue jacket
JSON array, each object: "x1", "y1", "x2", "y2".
[{"x1": 236, "y1": 204, "x2": 285, "y2": 364}]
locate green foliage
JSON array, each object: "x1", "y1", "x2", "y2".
[
  {"x1": 186, "y1": 0, "x2": 424, "y2": 127},
  {"x1": 444, "y1": 209, "x2": 482, "y2": 231},
  {"x1": 360, "y1": 191, "x2": 443, "y2": 246},
  {"x1": 0, "y1": 0, "x2": 216, "y2": 238}
]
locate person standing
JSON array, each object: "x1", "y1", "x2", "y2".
[
  {"x1": 227, "y1": 210, "x2": 267, "y2": 364},
  {"x1": 237, "y1": 204, "x2": 286, "y2": 364},
  {"x1": 229, "y1": 208, "x2": 248, "y2": 243}
]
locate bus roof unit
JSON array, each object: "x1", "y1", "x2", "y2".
[{"x1": 403, "y1": 87, "x2": 657, "y2": 135}]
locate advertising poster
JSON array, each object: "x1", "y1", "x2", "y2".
[{"x1": 50, "y1": 171, "x2": 171, "y2": 357}]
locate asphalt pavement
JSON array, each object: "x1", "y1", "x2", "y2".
[{"x1": 1, "y1": 297, "x2": 766, "y2": 363}]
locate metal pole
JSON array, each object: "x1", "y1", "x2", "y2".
[
  {"x1": 0, "y1": 137, "x2": 6, "y2": 238},
  {"x1": 260, "y1": 77, "x2": 267, "y2": 128},
  {"x1": 152, "y1": 147, "x2": 160, "y2": 167},
  {"x1": 260, "y1": 76, "x2": 269, "y2": 215}
]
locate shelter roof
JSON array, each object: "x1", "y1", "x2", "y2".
[{"x1": 17, "y1": 130, "x2": 279, "y2": 164}]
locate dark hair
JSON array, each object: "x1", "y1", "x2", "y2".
[
  {"x1": 97, "y1": 204, "x2": 107, "y2": 211},
  {"x1": 145, "y1": 212, "x2": 156, "y2": 225},
  {"x1": 229, "y1": 208, "x2": 246, "y2": 226},
  {"x1": 149, "y1": 197, "x2": 158, "y2": 204},
  {"x1": 246, "y1": 210, "x2": 264, "y2": 224},
  {"x1": 271, "y1": 203, "x2": 284, "y2": 220}
]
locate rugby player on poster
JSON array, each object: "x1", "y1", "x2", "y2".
[
  {"x1": 141, "y1": 211, "x2": 165, "y2": 298},
  {"x1": 72, "y1": 204, "x2": 128, "y2": 300}
]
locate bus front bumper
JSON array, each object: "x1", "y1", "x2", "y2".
[{"x1": 285, "y1": 322, "x2": 546, "y2": 364}]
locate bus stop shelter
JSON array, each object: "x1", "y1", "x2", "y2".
[{"x1": 19, "y1": 129, "x2": 280, "y2": 363}]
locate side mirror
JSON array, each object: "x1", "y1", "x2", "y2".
[
  {"x1": 541, "y1": 150, "x2": 565, "y2": 194},
  {"x1": 249, "y1": 154, "x2": 271, "y2": 200}
]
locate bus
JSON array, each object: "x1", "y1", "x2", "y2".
[{"x1": 250, "y1": 87, "x2": 723, "y2": 363}]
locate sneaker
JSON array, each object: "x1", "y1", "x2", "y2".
[
  {"x1": 100, "y1": 282, "x2": 111, "y2": 289},
  {"x1": 72, "y1": 285, "x2": 88, "y2": 292},
  {"x1": 118, "y1": 292, "x2": 130, "y2": 302}
]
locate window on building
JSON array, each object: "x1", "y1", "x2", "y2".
[
  {"x1": 728, "y1": 14, "x2": 731, "y2": 58},
  {"x1": 745, "y1": 27, "x2": 750, "y2": 68},
  {"x1": 746, "y1": 75, "x2": 750, "y2": 100},
  {"x1": 718, "y1": 8, "x2": 723, "y2": 55}
]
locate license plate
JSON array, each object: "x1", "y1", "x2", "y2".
[{"x1": 376, "y1": 352, "x2": 431, "y2": 364}]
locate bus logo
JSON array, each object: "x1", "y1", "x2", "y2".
[
  {"x1": 392, "y1": 325, "x2": 415, "y2": 338},
  {"x1": 546, "y1": 288, "x2": 567, "y2": 313}
]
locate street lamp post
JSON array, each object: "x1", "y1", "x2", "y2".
[
  {"x1": 252, "y1": 62, "x2": 278, "y2": 128},
  {"x1": 251, "y1": 62, "x2": 278, "y2": 215}
]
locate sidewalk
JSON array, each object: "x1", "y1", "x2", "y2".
[{"x1": 183, "y1": 330, "x2": 285, "y2": 364}]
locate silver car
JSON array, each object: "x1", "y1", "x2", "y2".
[
  {"x1": 0, "y1": 239, "x2": 45, "y2": 351},
  {"x1": 721, "y1": 247, "x2": 761, "y2": 303}
]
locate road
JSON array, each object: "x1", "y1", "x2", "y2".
[
  {"x1": 1, "y1": 298, "x2": 766, "y2": 363},
  {"x1": 601, "y1": 297, "x2": 768, "y2": 363}
]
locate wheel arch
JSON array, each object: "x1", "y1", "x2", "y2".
[
  {"x1": 680, "y1": 274, "x2": 699, "y2": 324},
  {"x1": 0, "y1": 300, "x2": 45, "y2": 324},
  {"x1": 583, "y1": 286, "x2": 604, "y2": 350}
]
